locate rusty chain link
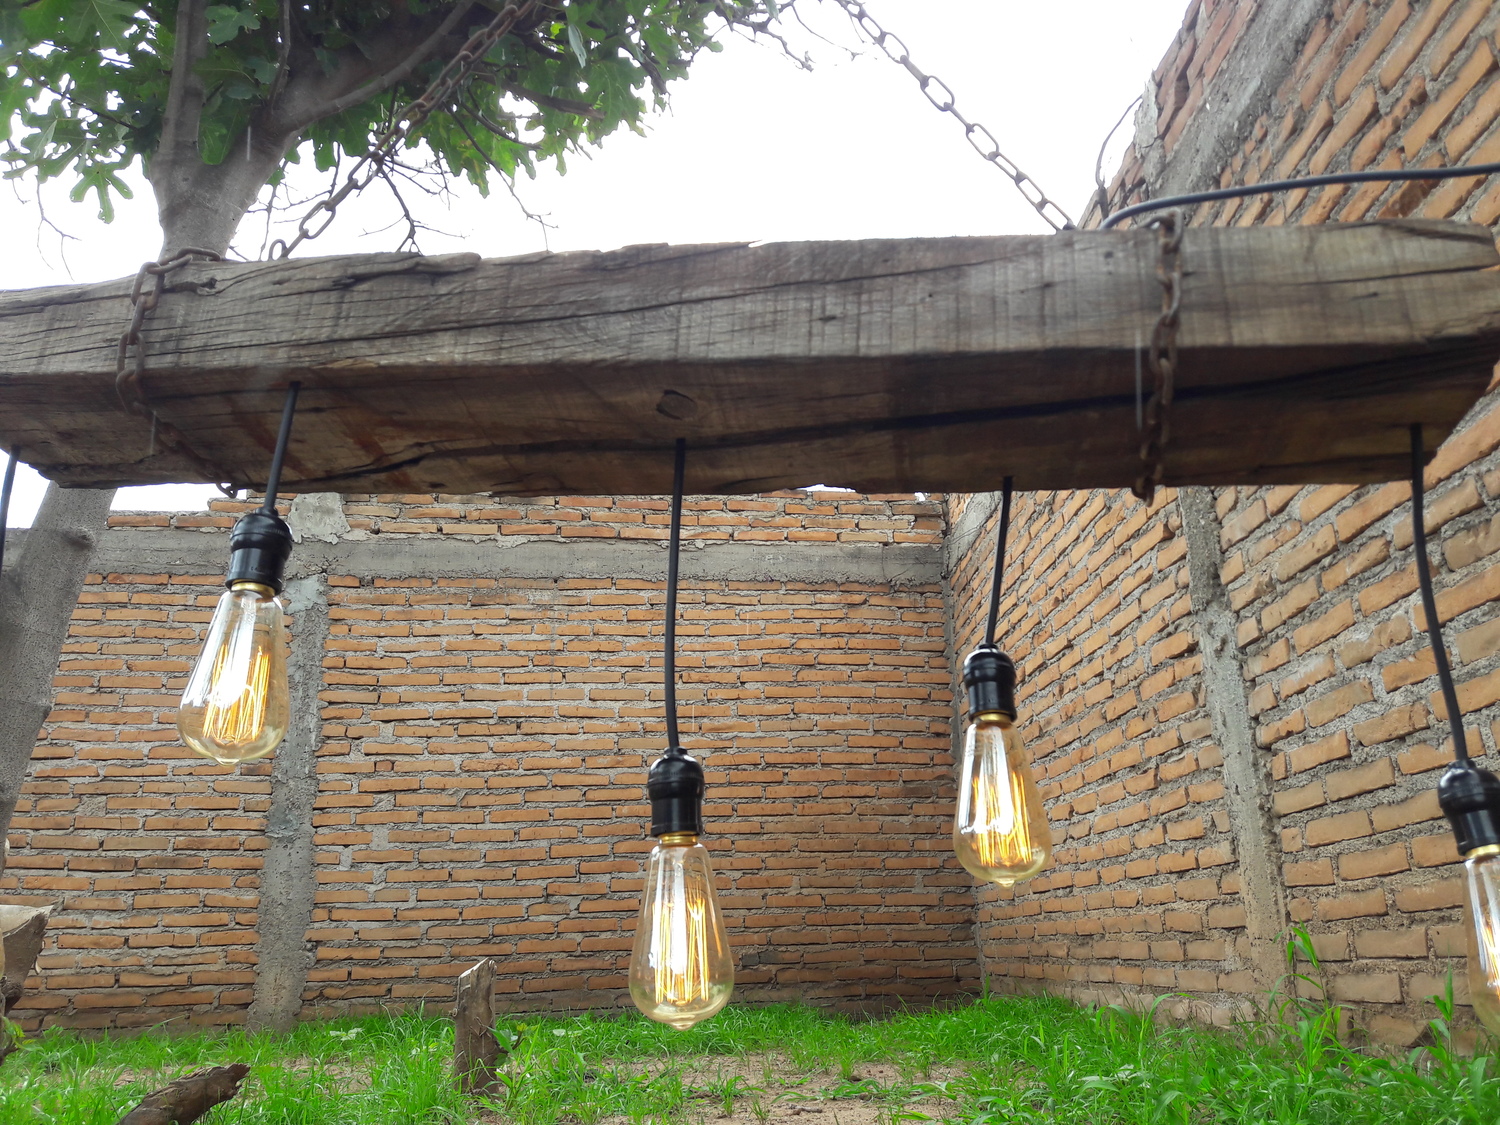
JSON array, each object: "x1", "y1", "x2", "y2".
[
  {"x1": 1132, "y1": 212, "x2": 1182, "y2": 503},
  {"x1": 115, "y1": 249, "x2": 232, "y2": 484},
  {"x1": 829, "y1": 0, "x2": 1075, "y2": 232},
  {"x1": 269, "y1": 0, "x2": 548, "y2": 260}
]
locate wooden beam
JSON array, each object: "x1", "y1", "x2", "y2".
[{"x1": 3, "y1": 221, "x2": 1499, "y2": 494}]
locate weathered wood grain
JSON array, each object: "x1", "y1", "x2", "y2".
[
  {"x1": 3, "y1": 221, "x2": 1499, "y2": 493},
  {"x1": 454, "y1": 958, "x2": 502, "y2": 1096},
  {"x1": 115, "y1": 1064, "x2": 250, "y2": 1125}
]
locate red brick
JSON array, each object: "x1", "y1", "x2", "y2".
[
  {"x1": 1379, "y1": 0, "x2": 1459, "y2": 89},
  {"x1": 1304, "y1": 809, "x2": 1373, "y2": 846},
  {"x1": 1338, "y1": 843, "x2": 1410, "y2": 880},
  {"x1": 1403, "y1": 41, "x2": 1498, "y2": 157},
  {"x1": 1288, "y1": 730, "x2": 1352, "y2": 773},
  {"x1": 1335, "y1": 1, "x2": 1411, "y2": 104}
]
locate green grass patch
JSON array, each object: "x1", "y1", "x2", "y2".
[{"x1": 1, "y1": 990, "x2": 1497, "y2": 1125}]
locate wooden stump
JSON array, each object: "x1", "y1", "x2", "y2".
[
  {"x1": 115, "y1": 1064, "x2": 250, "y2": 1125},
  {"x1": 454, "y1": 958, "x2": 501, "y2": 1096},
  {"x1": 0, "y1": 903, "x2": 55, "y2": 1069},
  {"x1": 1, "y1": 903, "x2": 55, "y2": 1015}
]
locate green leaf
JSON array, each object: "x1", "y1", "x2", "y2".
[
  {"x1": 567, "y1": 20, "x2": 588, "y2": 67},
  {"x1": 17, "y1": 0, "x2": 74, "y2": 41},
  {"x1": 85, "y1": 0, "x2": 138, "y2": 51},
  {"x1": 245, "y1": 55, "x2": 278, "y2": 84},
  {"x1": 206, "y1": 4, "x2": 262, "y2": 45}
]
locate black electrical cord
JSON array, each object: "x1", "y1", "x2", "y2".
[
  {"x1": 262, "y1": 382, "x2": 302, "y2": 510},
  {"x1": 1411, "y1": 424, "x2": 1471, "y2": 764},
  {"x1": 1100, "y1": 160, "x2": 1500, "y2": 229},
  {"x1": 664, "y1": 438, "x2": 687, "y2": 749},
  {"x1": 0, "y1": 452, "x2": 17, "y2": 584},
  {"x1": 983, "y1": 476, "x2": 1015, "y2": 647}
]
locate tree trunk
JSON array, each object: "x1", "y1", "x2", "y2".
[
  {"x1": 146, "y1": 0, "x2": 287, "y2": 257},
  {"x1": 0, "y1": 485, "x2": 114, "y2": 878}
]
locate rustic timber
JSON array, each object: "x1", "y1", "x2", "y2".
[
  {"x1": 114, "y1": 1064, "x2": 250, "y2": 1125},
  {"x1": 0, "y1": 903, "x2": 49, "y2": 1068},
  {"x1": 453, "y1": 958, "x2": 502, "y2": 1096},
  {"x1": 1, "y1": 903, "x2": 53, "y2": 1016},
  {"x1": 3, "y1": 221, "x2": 1499, "y2": 493}
]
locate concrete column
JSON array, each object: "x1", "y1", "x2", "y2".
[
  {"x1": 1179, "y1": 486, "x2": 1288, "y2": 991},
  {"x1": 248, "y1": 574, "x2": 330, "y2": 1031}
]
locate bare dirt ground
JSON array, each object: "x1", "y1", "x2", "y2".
[{"x1": 479, "y1": 1053, "x2": 966, "y2": 1125}]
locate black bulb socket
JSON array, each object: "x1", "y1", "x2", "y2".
[
  {"x1": 225, "y1": 509, "x2": 293, "y2": 594},
  {"x1": 964, "y1": 643, "x2": 1017, "y2": 722},
  {"x1": 1439, "y1": 760, "x2": 1500, "y2": 856},
  {"x1": 648, "y1": 748, "x2": 705, "y2": 837}
]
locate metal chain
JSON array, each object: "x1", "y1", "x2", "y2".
[
  {"x1": 269, "y1": 0, "x2": 547, "y2": 260},
  {"x1": 830, "y1": 0, "x2": 1075, "y2": 232},
  {"x1": 115, "y1": 249, "x2": 231, "y2": 484},
  {"x1": 1132, "y1": 213, "x2": 1182, "y2": 503}
]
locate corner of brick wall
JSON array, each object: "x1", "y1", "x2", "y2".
[
  {"x1": 953, "y1": 0, "x2": 1500, "y2": 1045},
  {"x1": 4, "y1": 491, "x2": 979, "y2": 1029}
]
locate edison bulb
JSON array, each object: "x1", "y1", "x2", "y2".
[
  {"x1": 1464, "y1": 844, "x2": 1500, "y2": 1035},
  {"x1": 953, "y1": 711, "x2": 1050, "y2": 885},
  {"x1": 629, "y1": 833, "x2": 733, "y2": 1029},
  {"x1": 176, "y1": 582, "x2": 289, "y2": 764}
]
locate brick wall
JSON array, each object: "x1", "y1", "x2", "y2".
[
  {"x1": 947, "y1": 0, "x2": 1500, "y2": 1043},
  {"x1": 1218, "y1": 413, "x2": 1500, "y2": 1044},
  {"x1": 3, "y1": 491, "x2": 978, "y2": 1029},
  {"x1": 946, "y1": 489, "x2": 1265, "y2": 1024},
  {"x1": 1108, "y1": 0, "x2": 1500, "y2": 231}
]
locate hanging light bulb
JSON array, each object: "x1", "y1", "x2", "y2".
[
  {"x1": 177, "y1": 519, "x2": 290, "y2": 763},
  {"x1": 953, "y1": 643, "x2": 1051, "y2": 885},
  {"x1": 629, "y1": 750, "x2": 734, "y2": 1029},
  {"x1": 628, "y1": 438, "x2": 734, "y2": 1029},
  {"x1": 1438, "y1": 762, "x2": 1500, "y2": 1036},
  {"x1": 952, "y1": 478, "x2": 1050, "y2": 887},
  {"x1": 177, "y1": 385, "x2": 299, "y2": 766}
]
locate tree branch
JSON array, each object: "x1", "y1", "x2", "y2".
[
  {"x1": 500, "y1": 80, "x2": 602, "y2": 119},
  {"x1": 279, "y1": 0, "x2": 480, "y2": 133},
  {"x1": 149, "y1": 0, "x2": 211, "y2": 193},
  {"x1": 269, "y1": 0, "x2": 294, "y2": 106}
]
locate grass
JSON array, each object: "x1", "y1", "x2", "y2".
[{"x1": 1, "y1": 984, "x2": 1499, "y2": 1125}]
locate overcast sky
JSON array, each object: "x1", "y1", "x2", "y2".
[{"x1": 2, "y1": 0, "x2": 1189, "y2": 524}]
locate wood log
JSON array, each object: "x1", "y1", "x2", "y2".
[
  {"x1": 115, "y1": 1064, "x2": 250, "y2": 1125},
  {"x1": 3, "y1": 221, "x2": 1500, "y2": 494},
  {"x1": 453, "y1": 958, "x2": 502, "y2": 1096},
  {"x1": 0, "y1": 903, "x2": 54, "y2": 1016},
  {"x1": 0, "y1": 901, "x2": 55, "y2": 1065}
]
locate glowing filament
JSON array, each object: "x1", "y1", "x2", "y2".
[
  {"x1": 177, "y1": 583, "x2": 289, "y2": 765},
  {"x1": 201, "y1": 638, "x2": 273, "y2": 750},
  {"x1": 629, "y1": 835, "x2": 733, "y2": 1028},
  {"x1": 953, "y1": 714, "x2": 1050, "y2": 886}
]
